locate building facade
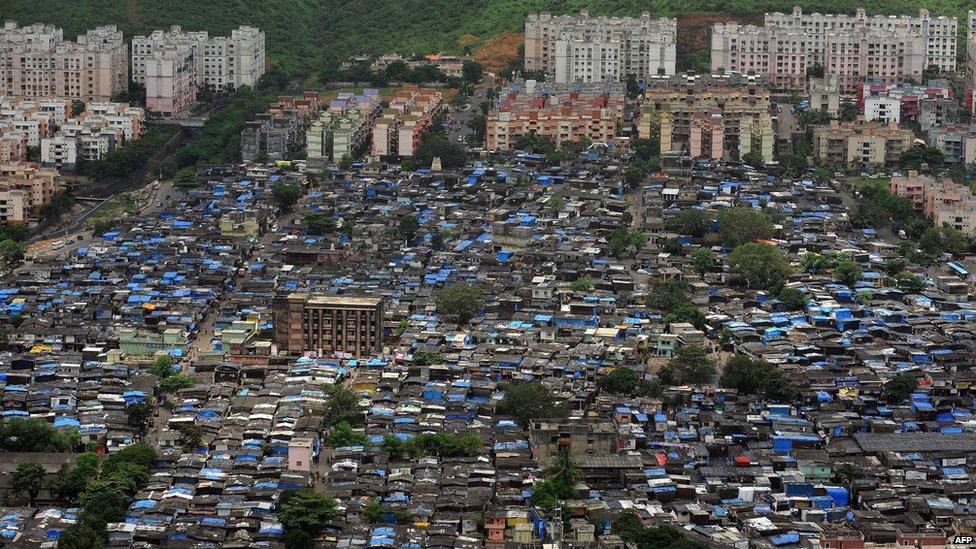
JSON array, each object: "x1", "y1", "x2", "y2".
[
  {"x1": 132, "y1": 25, "x2": 266, "y2": 91},
  {"x1": 928, "y1": 124, "x2": 976, "y2": 165},
  {"x1": 891, "y1": 171, "x2": 976, "y2": 234},
  {"x1": 524, "y1": 11, "x2": 676, "y2": 84},
  {"x1": 144, "y1": 44, "x2": 197, "y2": 117},
  {"x1": 712, "y1": 8, "x2": 954, "y2": 92},
  {"x1": 0, "y1": 162, "x2": 62, "y2": 222},
  {"x1": 486, "y1": 80, "x2": 623, "y2": 151},
  {"x1": 274, "y1": 293, "x2": 385, "y2": 358},
  {"x1": 810, "y1": 120, "x2": 913, "y2": 168},
  {"x1": 639, "y1": 74, "x2": 774, "y2": 162},
  {"x1": 0, "y1": 22, "x2": 128, "y2": 102}
]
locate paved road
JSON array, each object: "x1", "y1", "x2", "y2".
[{"x1": 448, "y1": 85, "x2": 492, "y2": 146}]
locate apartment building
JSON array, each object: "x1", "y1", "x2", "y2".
[
  {"x1": 306, "y1": 90, "x2": 382, "y2": 164},
  {"x1": 0, "y1": 162, "x2": 61, "y2": 222},
  {"x1": 36, "y1": 102, "x2": 145, "y2": 168},
  {"x1": 639, "y1": 73, "x2": 774, "y2": 162},
  {"x1": 485, "y1": 81, "x2": 624, "y2": 151},
  {"x1": 274, "y1": 293, "x2": 385, "y2": 358},
  {"x1": 242, "y1": 92, "x2": 321, "y2": 162},
  {"x1": 132, "y1": 25, "x2": 266, "y2": 91},
  {"x1": 0, "y1": 133, "x2": 26, "y2": 163},
  {"x1": 890, "y1": 171, "x2": 976, "y2": 233},
  {"x1": 810, "y1": 120, "x2": 913, "y2": 168},
  {"x1": 968, "y1": 11, "x2": 976, "y2": 88},
  {"x1": 928, "y1": 124, "x2": 976, "y2": 165},
  {"x1": 858, "y1": 82, "x2": 954, "y2": 129},
  {"x1": 371, "y1": 87, "x2": 442, "y2": 158},
  {"x1": 144, "y1": 44, "x2": 197, "y2": 117},
  {"x1": 808, "y1": 76, "x2": 841, "y2": 116},
  {"x1": 712, "y1": 8, "x2": 954, "y2": 92},
  {"x1": 524, "y1": 11, "x2": 676, "y2": 84},
  {"x1": 0, "y1": 23, "x2": 128, "y2": 102}
]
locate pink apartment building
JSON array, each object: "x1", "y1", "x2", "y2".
[
  {"x1": 145, "y1": 44, "x2": 197, "y2": 117},
  {"x1": 485, "y1": 84, "x2": 624, "y2": 151}
]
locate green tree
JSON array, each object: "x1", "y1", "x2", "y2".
[
  {"x1": 363, "y1": 499, "x2": 384, "y2": 523},
  {"x1": 412, "y1": 349, "x2": 443, "y2": 366},
  {"x1": 126, "y1": 402, "x2": 152, "y2": 435},
  {"x1": 728, "y1": 243, "x2": 792, "y2": 291},
  {"x1": 323, "y1": 384, "x2": 363, "y2": 428},
  {"x1": 149, "y1": 354, "x2": 174, "y2": 378},
  {"x1": 327, "y1": 421, "x2": 368, "y2": 448},
  {"x1": 172, "y1": 167, "x2": 198, "y2": 189},
  {"x1": 0, "y1": 239, "x2": 25, "y2": 265},
  {"x1": 0, "y1": 417, "x2": 78, "y2": 452},
  {"x1": 435, "y1": 283, "x2": 484, "y2": 324},
  {"x1": 658, "y1": 344, "x2": 716, "y2": 386},
  {"x1": 720, "y1": 355, "x2": 797, "y2": 401},
  {"x1": 665, "y1": 302, "x2": 706, "y2": 331},
  {"x1": 833, "y1": 259, "x2": 863, "y2": 287},
  {"x1": 159, "y1": 373, "x2": 195, "y2": 392},
  {"x1": 461, "y1": 60, "x2": 484, "y2": 84},
  {"x1": 178, "y1": 424, "x2": 204, "y2": 451},
  {"x1": 631, "y1": 138, "x2": 659, "y2": 162},
  {"x1": 278, "y1": 488, "x2": 339, "y2": 548},
  {"x1": 338, "y1": 154, "x2": 353, "y2": 170},
  {"x1": 547, "y1": 195, "x2": 566, "y2": 213},
  {"x1": 398, "y1": 214, "x2": 420, "y2": 241},
  {"x1": 625, "y1": 163, "x2": 646, "y2": 185},
  {"x1": 716, "y1": 208, "x2": 774, "y2": 247},
  {"x1": 883, "y1": 258, "x2": 907, "y2": 277},
  {"x1": 570, "y1": 275, "x2": 594, "y2": 292},
  {"x1": 668, "y1": 209, "x2": 710, "y2": 238},
  {"x1": 777, "y1": 286, "x2": 808, "y2": 311},
  {"x1": 499, "y1": 381, "x2": 569, "y2": 426},
  {"x1": 304, "y1": 211, "x2": 336, "y2": 235},
  {"x1": 883, "y1": 372, "x2": 918, "y2": 404},
  {"x1": 690, "y1": 247, "x2": 715, "y2": 279},
  {"x1": 646, "y1": 279, "x2": 690, "y2": 312},
  {"x1": 742, "y1": 151, "x2": 764, "y2": 169},
  {"x1": 597, "y1": 367, "x2": 643, "y2": 395},
  {"x1": 607, "y1": 228, "x2": 646, "y2": 257},
  {"x1": 11, "y1": 462, "x2": 45, "y2": 505},
  {"x1": 272, "y1": 181, "x2": 301, "y2": 210}
]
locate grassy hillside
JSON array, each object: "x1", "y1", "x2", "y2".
[{"x1": 1, "y1": 0, "x2": 971, "y2": 76}]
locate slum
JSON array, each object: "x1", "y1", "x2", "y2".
[{"x1": 0, "y1": 148, "x2": 975, "y2": 548}]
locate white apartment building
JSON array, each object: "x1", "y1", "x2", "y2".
[
  {"x1": 524, "y1": 11, "x2": 676, "y2": 84},
  {"x1": 132, "y1": 25, "x2": 266, "y2": 91},
  {"x1": 40, "y1": 134, "x2": 78, "y2": 167},
  {"x1": 0, "y1": 23, "x2": 128, "y2": 102},
  {"x1": 864, "y1": 96, "x2": 902, "y2": 124},
  {"x1": 712, "y1": 8, "x2": 955, "y2": 92}
]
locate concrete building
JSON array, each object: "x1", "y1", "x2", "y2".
[
  {"x1": 810, "y1": 120, "x2": 913, "y2": 168},
  {"x1": 858, "y1": 82, "x2": 954, "y2": 130},
  {"x1": 369, "y1": 88, "x2": 441, "y2": 158},
  {"x1": 242, "y1": 92, "x2": 320, "y2": 162},
  {"x1": 528, "y1": 420, "x2": 618, "y2": 465},
  {"x1": 274, "y1": 293, "x2": 384, "y2": 358},
  {"x1": 486, "y1": 80, "x2": 623, "y2": 151},
  {"x1": 144, "y1": 44, "x2": 197, "y2": 117},
  {"x1": 0, "y1": 162, "x2": 62, "y2": 222},
  {"x1": 928, "y1": 124, "x2": 976, "y2": 165},
  {"x1": 306, "y1": 90, "x2": 382, "y2": 164},
  {"x1": 132, "y1": 25, "x2": 266, "y2": 91},
  {"x1": 711, "y1": 8, "x2": 953, "y2": 92},
  {"x1": 524, "y1": 11, "x2": 676, "y2": 84},
  {"x1": 968, "y1": 11, "x2": 976, "y2": 88},
  {"x1": 890, "y1": 171, "x2": 976, "y2": 234},
  {"x1": 808, "y1": 75, "x2": 840, "y2": 116},
  {"x1": 36, "y1": 102, "x2": 145, "y2": 167},
  {"x1": 639, "y1": 73, "x2": 774, "y2": 162},
  {"x1": 0, "y1": 22, "x2": 128, "y2": 102}
]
